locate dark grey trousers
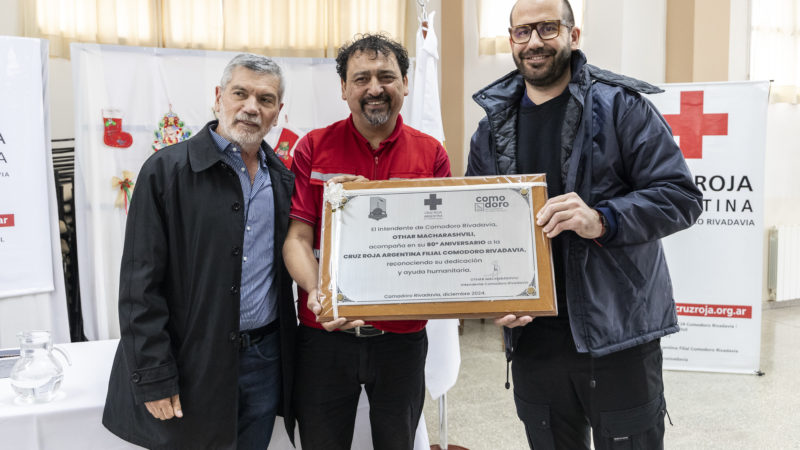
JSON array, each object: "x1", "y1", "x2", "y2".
[{"x1": 512, "y1": 319, "x2": 666, "y2": 450}]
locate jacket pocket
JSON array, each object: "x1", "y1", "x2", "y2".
[
  {"x1": 514, "y1": 393, "x2": 556, "y2": 450},
  {"x1": 599, "y1": 394, "x2": 666, "y2": 450},
  {"x1": 607, "y1": 247, "x2": 646, "y2": 289}
]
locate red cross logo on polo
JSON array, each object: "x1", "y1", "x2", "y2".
[
  {"x1": 663, "y1": 90, "x2": 729, "y2": 159},
  {"x1": 0, "y1": 214, "x2": 14, "y2": 227}
]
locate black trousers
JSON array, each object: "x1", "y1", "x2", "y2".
[
  {"x1": 512, "y1": 319, "x2": 666, "y2": 450},
  {"x1": 293, "y1": 326, "x2": 427, "y2": 450}
]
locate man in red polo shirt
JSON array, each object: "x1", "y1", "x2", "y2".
[{"x1": 283, "y1": 34, "x2": 451, "y2": 449}]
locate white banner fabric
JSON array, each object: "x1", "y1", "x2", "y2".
[
  {"x1": 0, "y1": 37, "x2": 56, "y2": 298},
  {"x1": 649, "y1": 81, "x2": 769, "y2": 374}
]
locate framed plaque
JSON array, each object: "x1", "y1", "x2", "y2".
[{"x1": 317, "y1": 175, "x2": 557, "y2": 321}]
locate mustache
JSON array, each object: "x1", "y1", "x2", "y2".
[
  {"x1": 519, "y1": 48, "x2": 555, "y2": 58},
  {"x1": 235, "y1": 113, "x2": 261, "y2": 125},
  {"x1": 361, "y1": 93, "x2": 391, "y2": 107}
]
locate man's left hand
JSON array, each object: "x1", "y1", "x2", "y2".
[{"x1": 536, "y1": 192, "x2": 604, "y2": 239}]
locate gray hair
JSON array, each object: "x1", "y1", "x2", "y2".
[{"x1": 220, "y1": 53, "x2": 285, "y2": 102}]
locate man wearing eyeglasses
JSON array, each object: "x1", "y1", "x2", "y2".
[{"x1": 467, "y1": 0, "x2": 702, "y2": 448}]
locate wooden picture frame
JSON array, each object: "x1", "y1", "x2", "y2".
[{"x1": 317, "y1": 175, "x2": 557, "y2": 321}]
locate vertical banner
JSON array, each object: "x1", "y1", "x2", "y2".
[
  {"x1": 0, "y1": 37, "x2": 55, "y2": 298},
  {"x1": 649, "y1": 81, "x2": 769, "y2": 374}
]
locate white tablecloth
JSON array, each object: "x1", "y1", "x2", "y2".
[
  {"x1": 0, "y1": 340, "x2": 139, "y2": 449},
  {"x1": 0, "y1": 340, "x2": 431, "y2": 449}
]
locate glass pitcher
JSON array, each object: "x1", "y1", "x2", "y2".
[{"x1": 9, "y1": 331, "x2": 72, "y2": 403}]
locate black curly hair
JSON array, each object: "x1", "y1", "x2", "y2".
[{"x1": 335, "y1": 33, "x2": 410, "y2": 81}]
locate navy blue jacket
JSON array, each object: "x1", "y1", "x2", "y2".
[{"x1": 467, "y1": 51, "x2": 703, "y2": 357}]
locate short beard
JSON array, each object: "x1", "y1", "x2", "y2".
[
  {"x1": 515, "y1": 46, "x2": 572, "y2": 87},
  {"x1": 228, "y1": 129, "x2": 265, "y2": 146},
  {"x1": 360, "y1": 94, "x2": 392, "y2": 126},
  {"x1": 220, "y1": 112, "x2": 266, "y2": 146}
]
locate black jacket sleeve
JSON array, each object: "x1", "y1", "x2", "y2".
[{"x1": 117, "y1": 157, "x2": 179, "y2": 404}]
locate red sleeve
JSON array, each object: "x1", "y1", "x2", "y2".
[
  {"x1": 289, "y1": 134, "x2": 319, "y2": 226},
  {"x1": 433, "y1": 143, "x2": 452, "y2": 178}
]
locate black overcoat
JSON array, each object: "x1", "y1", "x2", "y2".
[{"x1": 102, "y1": 121, "x2": 296, "y2": 449}]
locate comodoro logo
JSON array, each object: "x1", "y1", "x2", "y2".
[{"x1": 475, "y1": 195, "x2": 509, "y2": 208}]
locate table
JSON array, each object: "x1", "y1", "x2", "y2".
[
  {"x1": 0, "y1": 340, "x2": 139, "y2": 449},
  {"x1": 0, "y1": 340, "x2": 430, "y2": 449}
]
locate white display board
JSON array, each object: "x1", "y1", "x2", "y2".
[
  {"x1": 0, "y1": 37, "x2": 69, "y2": 349},
  {"x1": 650, "y1": 81, "x2": 770, "y2": 374},
  {"x1": 0, "y1": 37, "x2": 55, "y2": 298}
]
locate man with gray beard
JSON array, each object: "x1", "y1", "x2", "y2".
[
  {"x1": 103, "y1": 53, "x2": 297, "y2": 449},
  {"x1": 283, "y1": 34, "x2": 450, "y2": 449}
]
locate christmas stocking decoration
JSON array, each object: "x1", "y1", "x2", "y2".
[{"x1": 103, "y1": 109, "x2": 133, "y2": 148}]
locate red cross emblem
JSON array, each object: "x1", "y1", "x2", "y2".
[{"x1": 663, "y1": 91, "x2": 728, "y2": 159}]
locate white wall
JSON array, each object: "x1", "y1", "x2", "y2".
[
  {"x1": 728, "y1": 0, "x2": 750, "y2": 80},
  {"x1": 0, "y1": 0, "x2": 21, "y2": 35},
  {"x1": 582, "y1": 0, "x2": 667, "y2": 83},
  {"x1": 461, "y1": 0, "x2": 517, "y2": 173},
  {"x1": 621, "y1": 0, "x2": 667, "y2": 83},
  {"x1": 47, "y1": 59, "x2": 74, "y2": 140},
  {"x1": 764, "y1": 104, "x2": 800, "y2": 226}
]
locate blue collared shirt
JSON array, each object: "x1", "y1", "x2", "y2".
[{"x1": 210, "y1": 127, "x2": 277, "y2": 331}]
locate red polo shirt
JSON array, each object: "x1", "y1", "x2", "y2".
[{"x1": 290, "y1": 114, "x2": 451, "y2": 333}]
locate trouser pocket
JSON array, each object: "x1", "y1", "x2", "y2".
[
  {"x1": 598, "y1": 394, "x2": 666, "y2": 450},
  {"x1": 514, "y1": 392, "x2": 556, "y2": 450}
]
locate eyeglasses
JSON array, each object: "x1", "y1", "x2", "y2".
[{"x1": 509, "y1": 20, "x2": 569, "y2": 44}]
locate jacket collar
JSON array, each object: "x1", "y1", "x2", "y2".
[{"x1": 188, "y1": 121, "x2": 226, "y2": 173}]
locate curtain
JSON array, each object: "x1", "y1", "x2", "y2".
[
  {"x1": 477, "y1": 0, "x2": 584, "y2": 55},
  {"x1": 24, "y1": 0, "x2": 407, "y2": 59},
  {"x1": 750, "y1": 0, "x2": 800, "y2": 103},
  {"x1": 24, "y1": 0, "x2": 161, "y2": 58}
]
